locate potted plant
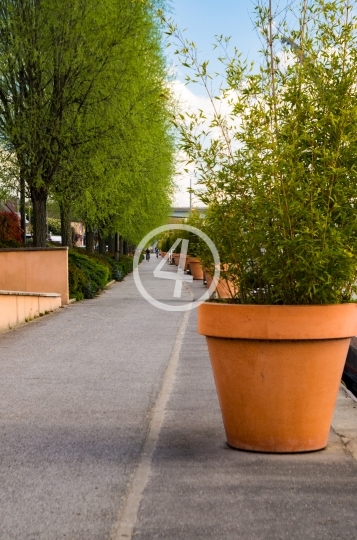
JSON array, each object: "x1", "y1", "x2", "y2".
[
  {"x1": 185, "y1": 212, "x2": 205, "y2": 279},
  {"x1": 159, "y1": 230, "x2": 182, "y2": 264},
  {"x1": 169, "y1": 0, "x2": 357, "y2": 452}
]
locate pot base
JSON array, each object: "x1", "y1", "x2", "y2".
[{"x1": 226, "y1": 442, "x2": 327, "y2": 454}]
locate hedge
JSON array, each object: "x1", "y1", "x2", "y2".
[
  {"x1": 68, "y1": 250, "x2": 110, "y2": 300},
  {"x1": 68, "y1": 249, "x2": 135, "y2": 300}
]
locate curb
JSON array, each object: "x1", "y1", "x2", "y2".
[
  {"x1": 341, "y1": 383, "x2": 357, "y2": 403},
  {"x1": 332, "y1": 384, "x2": 357, "y2": 461}
]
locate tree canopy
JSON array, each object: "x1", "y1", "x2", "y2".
[{"x1": 0, "y1": 0, "x2": 175, "y2": 247}]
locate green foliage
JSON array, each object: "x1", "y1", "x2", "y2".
[
  {"x1": 158, "y1": 229, "x2": 189, "y2": 254},
  {"x1": 158, "y1": 235, "x2": 171, "y2": 252},
  {"x1": 157, "y1": 213, "x2": 205, "y2": 256},
  {"x1": 76, "y1": 248, "x2": 134, "y2": 281},
  {"x1": 106, "y1": 253, "x2": 134, "y2": 281},
  {"x1": 0, "y1": 239, "x2": 23, "y2": 248},
  {"x1": 68, "y1": 248, "x2": 135, "y2": 299},
  {"x1": 68, "y1": 261, "x2": 87, "y2": 301},
  {"x1": 0, "y1": 0, "x2": 175, "y2": 247},
  {"x1": 185, "y1": 212, "x2": 205, "y2": 257},
  {"x1": 68, "y1": 250, "x2": 109, "y2": 300},
  {"x1": 168, "y1": 0, "x2": 357, "y2": 305},
  {"x1": 47, "y1": 218, "x2": 61, "y2": 236},
  {"x1": 55, "y1": 0, "x2": 175, "y2": 246}
]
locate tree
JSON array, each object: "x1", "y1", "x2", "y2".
[
  {"x1": 63, "y1": 0, "x2": 175, "y2": 248},
  {"x1": 0, "y1": 0, "x2": 153, "y2": 246}
]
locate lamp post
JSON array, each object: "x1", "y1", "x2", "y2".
[{"x1": 189, "y1": 176, "x2": 192, "y2": 211}]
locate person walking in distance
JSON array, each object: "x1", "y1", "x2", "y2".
[{"x1": 146, "y1": 248, "x2": 150, "y2": 261}]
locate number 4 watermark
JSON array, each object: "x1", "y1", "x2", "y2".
[
  {"x1": 153, "y1": 237, "x2": 193, "y2": 298},
  {"x1": 133, "y1": 224, "x2": 220, "y2": 312}
]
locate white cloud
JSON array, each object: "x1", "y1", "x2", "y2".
[
  {"x1": 171, "y1": 79, "x2": 212, "y2": 116},
  {"x1": 170, "y1": 80, "x2": 234, "y2": 207},
  {"x1": 170, "y1": 80, "x2": 211, "y2": 207}
]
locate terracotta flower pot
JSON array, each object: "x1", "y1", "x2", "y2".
[
  {"x1": 188, "y1": 257, "x2": 204, "y2": 280},
  {"x1": 198, "y1": 303, "x2": 357, "y2": 453},
  {"x1": 170, "y1": 253, "x2": 188, "y2": 269},
  {"x1": 161, "y1": 251, "x2": 166, "y2": 258},
  {"x1": 174, "y1": 254, "x2": 189, "y2": 271},
  {"x1": 205, "y1": 271, "x2": 237, "y2": 298},
  {"x1": 172, "y1": 253, "x2": 180, "y2": 266}
]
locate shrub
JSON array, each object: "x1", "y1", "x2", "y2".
[
  {"x1": 47, "y1": 217, "x2": 61, "y2": 236},
  {"x1": 0, "y1": 239, "x2": 23, "y2": 248},
  {"x1": 0, "y1": 212, "x2": 23, "y2": 243},
  {"x1": 106, "y1": 253, "x2": 134, "y2": 280},
  {"x1": 68, "y1": 250, "x2": 110, "y2": 299},
  {"x1": 79, "y1": 250, "x2": 113, "y2": 274},
  {"x1": 68, "y1": 249, "x2": 136, "y2": 300},
  {"x1": 68, "y1": 261, "x2": 86, "y2": 301}
]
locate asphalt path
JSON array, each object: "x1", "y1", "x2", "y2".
[
  {"x1": 1, "y1": 255, "x2": 357, "y2": 539},
  {"x1": 0, "y1": 256, "x2": 190, "y2": 539}
]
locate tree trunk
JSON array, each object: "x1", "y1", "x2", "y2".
[
  {"x1": 108, "y1": 234, "x2": 115, "y2": 253},
  {"x1": 60, "y1": 202, "x2": 72, "y2": 248},
  {"x1": 86, "y1": 226, "x2": 94, "y2": 254},
  {"x1": 98, "y1": 233, "x2": 106, "y2": 255},
  {"x1": 31, "y1": 186, "x2": 48, "y2": 247},
  {"x1": 20, "y1": 173, "x2": 26, "y2": 244},
  {"x1": 115, "y1": 232, "x2": 119, "y2": 261}
]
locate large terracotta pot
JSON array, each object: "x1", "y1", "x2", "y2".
[
  {"x1": 188, "y1": 257, "x2": 204, "y2": 280},
  {"x1": 198, "y1": 303, "x2": 357, "y2": 453}
]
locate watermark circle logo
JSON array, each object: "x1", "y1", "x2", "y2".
[{"x1": 133, "y1": 224, "x2": 220, "y2": 312}]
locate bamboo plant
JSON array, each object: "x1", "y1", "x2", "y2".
[{"x1": 166, "y1": 0, "x2": 357, "y2": 304}]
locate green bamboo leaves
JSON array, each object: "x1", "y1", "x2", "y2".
[{"x1": 169, "y1": 0, "x2": 357, "y2": 304}]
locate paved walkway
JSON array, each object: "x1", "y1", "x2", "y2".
[{"x1": 0, "y1": 257, "x2": 357, "y2": 539}]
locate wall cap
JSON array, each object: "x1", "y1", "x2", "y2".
[
  {"x1": 0, "y1": 247, "x2": 68, "y2": 252},
  {"x1": 0, "y1": 290, "x2": 61, "y2": 297}
]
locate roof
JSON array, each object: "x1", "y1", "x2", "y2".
[{"x1": 0, "y1": 200, "x2": 18, "y2": 214}]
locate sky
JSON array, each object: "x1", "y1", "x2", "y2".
[
  {"x1": 168, "y1": 0, "x2": 263, "y2": 83},
  {"x1": 166, "y1": 0, "x2": 299, "y2": 206}
]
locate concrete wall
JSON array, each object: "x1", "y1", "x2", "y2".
[
  {"x1": 0, "y1": 248, "x2": 69, "y2": 305},
  {"x1": 0, "y1": 291, "x2": 61, "y2": 332}
]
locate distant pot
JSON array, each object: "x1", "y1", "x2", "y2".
[
  {"x1": 171, "y1": 253, "x2": 188, "y2": 269},
  {"x1": 205, "y1": 271, "x2": 237, "y2": 298},
  {"x1": 198, "y1": 302, "x2": 357, "y2": 453},
  {"x1": 182, "y1": 256, "x2": 189, "y2": 271},
  {"x1": 188, "y1": 257, "x2": 203, "y2": 280}
]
